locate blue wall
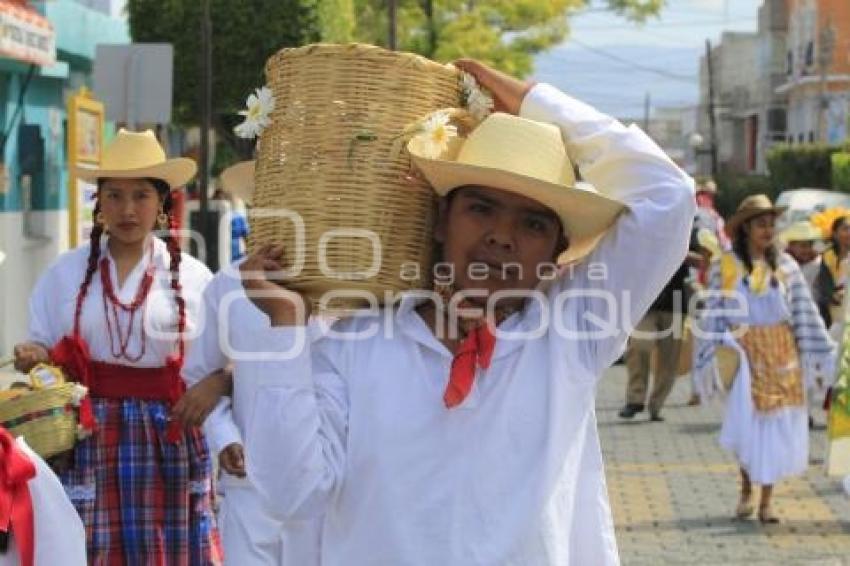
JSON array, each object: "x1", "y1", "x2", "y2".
[{"x1": 0, "y1": 0, "x2": 128, "y2": 213}]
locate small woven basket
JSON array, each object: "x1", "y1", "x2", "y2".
[
  {"x1": 0, "y1": 383, "x2": 82, "y2": 459},
  {"x1": 249, "y1": 43, "x2": 462, "y2": 311}
]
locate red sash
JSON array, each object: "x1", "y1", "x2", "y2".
[{"x1": 50, "y1": 336, "x2": 186, "y2": 442}]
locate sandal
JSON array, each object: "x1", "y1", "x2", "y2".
[
  {"x1": 735, "y1": 496, "x2": 754, "y2": 519},
  {"x1": 758, "y1": 504, "x2": 780, "y2": 524}
]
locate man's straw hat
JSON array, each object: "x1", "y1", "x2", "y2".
[
  {"x1": 724, "y1": 194, "x2": 787, "y2": 237},
  {"x1": 74, "y1": 129, "x2": 197, "y2": 189},
  {"x1": 408, "y1": 112, "x2": 626, "y2": 263}
]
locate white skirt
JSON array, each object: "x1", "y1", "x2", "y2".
[{"x1": 718, "y1": 339, "x2": 809, "y2": 485}]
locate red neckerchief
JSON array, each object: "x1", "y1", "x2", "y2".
[
  {"x1": 0, "y1": 428, "x2": 36, "y2": 566},
  {"x1": 434, "y1": 283, "x2": 515, "y2": 409}
]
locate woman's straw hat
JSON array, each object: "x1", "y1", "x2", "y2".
[
  {"x1": 408, "y1": 112, "x2": 627, "y2": 263},
  {"x1": 74, "y1": 129, "x2": 197, "y2": 189},
  {"x1": 724, "y1": 194, "x2": 787, "y2": 237},
  {"x1": 219, "y1": 160, "x2": 255, "y2": 205}
]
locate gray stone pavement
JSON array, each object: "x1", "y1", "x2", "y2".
[{"x1": 599, "y1": 363, "x2": 850, "y2": 565}]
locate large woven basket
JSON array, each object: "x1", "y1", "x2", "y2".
[
  {"x1": 0, "y1": 383, "x2": 82, "y2": 459},
  {"x1": 249, "y1": 43, "x2": 462, "y2": 310}
]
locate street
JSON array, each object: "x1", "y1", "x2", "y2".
[{"x1": 599, "y1": 364, "x2": 850, "y2": 565}]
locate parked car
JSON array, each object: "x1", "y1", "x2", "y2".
[{"x1": 775, "y1": 188, "x2": 850, "y2": 233}]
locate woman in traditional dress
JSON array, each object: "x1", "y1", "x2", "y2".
[
  {"x1": 694, "y1": 194, "x2": 835, "y2": 523},
  {"x1": 12, "y1": 129, "x2": 220, "y2": 564},
  {"x1": 814, "y1": 214, "x2": 850, "y2": 329}
]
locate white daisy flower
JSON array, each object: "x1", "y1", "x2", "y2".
[
  {"x1": 234, "y1": 86, "x2": 276, "y2": 139},
  {"x1": 460, "y1": 72, "x2": 494, "y2": 121},
  {"x1": 414, "y1": 112, "x2": 457, "y2": 159}
]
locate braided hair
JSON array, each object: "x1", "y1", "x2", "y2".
[
  {"x1": 74, "y1": 178, "x2": 186, "y2": 362},
  {"x1": 73, "y1": 199, "x2": 104, "y2": 337}
]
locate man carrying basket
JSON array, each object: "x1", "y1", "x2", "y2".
[{"x1": 234, "y1": 60, "x2": 695, "y2": 564}]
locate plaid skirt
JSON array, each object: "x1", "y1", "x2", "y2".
[{"x1": 61, "y1": 397, "x2": 222, "y2": 566}]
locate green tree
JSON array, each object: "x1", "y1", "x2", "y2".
[
  {"x1": 128, "y1": 0, "x2": 321, "y2": 159},
  {"x1": 352, "y1": 0, "x2": 663, "y2": 76},
  {"x1": 320, "y1": 0, "x2": 357, "y2": 42}
]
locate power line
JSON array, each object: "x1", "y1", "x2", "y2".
[
  {"x1": 565, "y1": 38, "x2": 698, "y2": 82},
  {"x1": 572, "y1": 17, "x2": 757, "y2": 29}
]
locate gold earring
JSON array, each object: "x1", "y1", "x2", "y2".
[
  {"x1": 95, "y1": 212, "x2": 105, "y2": 225},
  {"x1": 158, "y1": 209, "x2": 169, "y2": 229}
]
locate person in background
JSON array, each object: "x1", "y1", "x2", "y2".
[
  {"x1": 217, "y1": 160, "x2": 255, "y2": 262},
  {"x1": 175, "y1": 265, "x2": 324, "y2": 566},
  {"x1": 815, "y1": 215, "x2": 850, "y2": 329},
  {"x1": 694, "y1": 195, "x2": 834, "y2": 524},
  {"x1": 619, "y1": 230, "x2": 703, "y2": 421},
  {"x1": 780, "y1": 221, "x2": 823, "y2": 293},
  {"x1": 694, "y1": 179, "x2": 731, "y2": 250}
]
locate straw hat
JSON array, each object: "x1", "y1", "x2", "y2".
[
  {"x1": 408, "y1": 112, "x2": 627, "y2": 263},
  {"x1": 697, "y1": 179, "x2": 717, "y2": 194},
  {"x1": 219, "y1": 160, "x2": 255, "y2": 205},
  {"x1": 724, "y1": 194, "x2": 787, "y2": 237},
  {"x1": 74, "y1": 129, "x2": 197, "y2": 189},
  {"x1": 779, "y1": 220, "x2": 823, "y2": 243}
]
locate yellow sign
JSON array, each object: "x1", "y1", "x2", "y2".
[{"x1": 67, "y1": 87, "x2": 103, "y2": 247}]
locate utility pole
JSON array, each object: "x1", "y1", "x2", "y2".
[
  {"x1": 818, "y1": 23, "x2": 835, "y2": 142},
  {"x1": 705, "y1": 39, "x2": 719, "y2": 178},
  {"x1": 388, "y1": 0, "x2": 398, "y2": 50},
  {"x1": 199, "y1": 0, "x2": 212, "y2": 261}
]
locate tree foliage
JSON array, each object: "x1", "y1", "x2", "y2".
[
  {"x1": 352, "y1": 0, "x2": 664, "y2": 76},
  {"x1": 128, "y1": 0, "x2": 321, "y2": 157},
  {"x1": 127, "y1": 0, "x2": 663, "y2": 160},
  {"x1": 766, "y1": 143, "x2": 844, "y2": 193}
]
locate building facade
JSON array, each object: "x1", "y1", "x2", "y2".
[
  {"x1": 779, "y1": 0, "x2": 850, "y2": 145},
  {"x1": 698, "y1": 31, "x2": 760, "y2": 175},
  {"x1": 0, "y1": 0, "x2": 128, "y2": 359}
]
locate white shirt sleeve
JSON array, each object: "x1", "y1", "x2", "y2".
[
  {"x1": 241, "y1": 322, "x2": 348, "y2": 521},
  {"x1": 521, "y1": 83, "x2": 696, "y2": 376},
  {"x1": 27, "y1": 263, "x2": 62, "y2": 349},
  {"x1": 181, "y1": 273, "x2": 242, "y2": 456}
]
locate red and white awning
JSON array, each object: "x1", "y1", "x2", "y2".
[{"x1": 0, "y1": 0, "x2": 55, "y2": 67}]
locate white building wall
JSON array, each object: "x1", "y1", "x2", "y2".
[{"x1": 0, "y1": 211, "x2": 69, "y2": 361}]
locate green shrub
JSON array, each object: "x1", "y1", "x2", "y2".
[
  {"x1": 714, "y1": 173, "x2": 775, "y2": 218},
  {"x1": 766, "y1": 144, "x2": 844, "y2": 191},
  {"x1": 833, "y1": 152, "x2": 850, "y2": 193}
]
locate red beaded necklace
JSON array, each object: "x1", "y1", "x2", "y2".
[{"x1": 99, "y1": 244, "x2": 156, "y2": 362}]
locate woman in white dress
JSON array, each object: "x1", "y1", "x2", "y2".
[{"x1": 694, "y1": 195, "x2": 835, "y2": 523}]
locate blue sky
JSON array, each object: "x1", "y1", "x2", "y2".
[{"x1": 533, "y1": 0, "x2": 763, "y2": 118}]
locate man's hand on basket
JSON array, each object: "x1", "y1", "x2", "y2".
[
  {"x1": 219, "y1": 442, "x2": 246, "y2": 478},
  {"x1": 173, "y1": 368, "x2": 232, "y2": 427},
  {"x1": 453, "y1": 59, "x2": 534, "y2": 116},
  {"x1": 13, "y1": 341, "x2": 49, "y2": 374},
  {"x1": 240, "y1": 244, "x2": 310, "y2": 327}
]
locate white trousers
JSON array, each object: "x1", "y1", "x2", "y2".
[{"x1": 220, "y1": 484, "x2": 321, "y2": 566}]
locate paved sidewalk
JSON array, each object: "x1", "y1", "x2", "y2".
[{"x1": 599, "y1": 364, "x2": 850, "y2": 565}]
